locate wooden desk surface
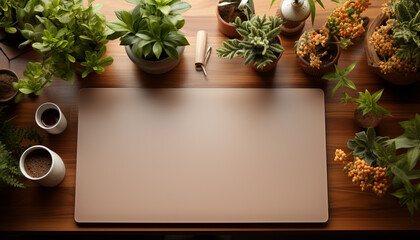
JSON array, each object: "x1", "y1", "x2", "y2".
[{"x1": 1, "y1": 0, "x2": 419, "y2": 233}]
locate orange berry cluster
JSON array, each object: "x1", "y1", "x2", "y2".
[
  {"x1": 325, "y1": 0, "x2": 371, "y2": 48},
  {"x1": 378, "y1": 55, "x2": 419, "y2": 74},
  {"x1": 381, "y1": 0, "x2": 396, "y2": 18},
  {"x1": 296, "y1": 29, "x2": 329, "y2": 69},
  {"x1": 369, "y1": 18, "x2": 419, "y2": 74},
  {"x1": 334, "y1": 149, "x2": 389, "y2": 197},
  {"x1": 369, "y1": 19, "x2": 397, "y2": 57}
]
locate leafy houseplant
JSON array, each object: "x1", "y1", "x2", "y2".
[
  {"x1": 0, "y1": 106, "x2": 42, "y2": 188},
  {"x1": 296, "y1": 0, "x2": 370, "y2": 76},
  {"x1": 0, "y1": 0, "x2": 19, "y2": 34},
  {"x1": 216, "y1": 14, "x2": 285, "y2": 72},
  {"x1": 365, "y1": 0, "x2": 420, "y2": 85},
  {"x1": 323, "y1": 62, "x2": 390, "y2": 128},
  {"x1": 11, "y1": 0, "x2": 113, "y2": 100},
  {"x1": 335, "y1": 115, "x2": 420, "y2": 215},
  {"x1": 106, "y1": 0, "x2": 191, "y2": 74},
  {"x1": 217, "y1": 0, "x2": 255, "y2": 38}
]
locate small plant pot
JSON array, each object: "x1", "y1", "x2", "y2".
[
  {"x1": 0, "y1": 9, "x2": 27, "y2": 47},
  {"x1": 251, "y1": 35, "x2": 283, "y2": 72},
  {"x1": 125, "y1": 45, "x2": 185, "y2": 74},
  {"x1": 276, "y1": 0, "x2": 309, "y2": 36},
  {"x1": 19, "y1": 145, "x2": 66, "y2": 187},
  {"x1": 0, "y1": 69, "x2": 18, "y2": 102},
  {"x1": 365, "y1": 12, "x2": 420, "y2": 85},
  {"x1": 354, "y1": 109, "x2": 383, "y2": 129},
  {"x1": 296, "y1": 33, "x2": 341, "y2": 77},
  {"x1": 217, "y1": 5, "x2": 241, "y2": 38}
]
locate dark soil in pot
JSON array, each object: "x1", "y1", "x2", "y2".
[
  {"x1": 218, "y1": 5, "x2": 247, "y2": 23},
  {"x1": 24, "y1": 149, "x2": 52, "y2": 178},
  {"x1": 354, "y1": 108, "x2": 383, "y2": 129},
  {"x1": 0, "y1": 70, "x2": 18, "y2": 102}
]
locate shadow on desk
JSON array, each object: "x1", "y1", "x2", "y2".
[{"x1": 1, "y1": 231, "x2": 420, "y2": 240}]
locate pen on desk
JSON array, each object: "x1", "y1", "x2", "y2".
[{"x1": 195, "y1": 30, "x2": 211, "y2": 77}]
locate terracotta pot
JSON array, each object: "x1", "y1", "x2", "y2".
[
  {"x1": 216, "y1": 6, "x2": 240, "y2": 38},
  {"x1": 276, "y1": 0, "x2": 309, "y2": 36},
  {"x1": 365, "y1": 12, "x2": 420, "y2": 85},
  {"x1": 0, "y1": 69, "x2": 18, "y2": 102},
  {"x1": 354, "y1": 108, "x2": 383, "y2": 129},
  {"x1": 251, "y1": 35, "x2": 283, "y2": 72},
  {"x1": 296, "y1": 32, "x2": 341, "y2": 77},
  {"x1": 125, "y1": 45, "x2": 184, "y2": 74}
]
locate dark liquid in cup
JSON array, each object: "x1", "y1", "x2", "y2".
[{"x1": 41, "y1": 108, "x2": 60, "y2": 127}]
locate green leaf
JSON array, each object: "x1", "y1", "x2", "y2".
[
  {"x1": 390, "y1": 163, "x2": 411, "y2": 187},
  {"x1": 153, "y1": 41, "x2": 163, "y2": 59},
  {"x1": 170, "y1": 1, "x2": 191, "y2": 14},
  {"x1": 342, "y1": 62, "x2": 357, "y2": 76},
  {"x1": 316, "y1": 0, "x2": 324, "y2": 9},
  {"x1": 99, "y1": 57, "x2": 114, "y2": 67},
  {"x1": 407, "y1": 147, "x2": 420, "y2": 170},
  {"x1": 119, "y1": 10, "x2": 133, "y2": 29},
  {"x1": 5, "y1": 27, "x2": 17, "y2": 34},
  {"x1": 19, "y1": 88, "x2": 34, "y2": 94},
  {"x1": 106, "y1": 20, "x2": 132, "y2": 32},
  {"x1": 308, "y1": 0, "x2": 316, "y2": 26},
  {"x1": 158, "y1": 5, "x2": 171, "y2": 15},
  {"x1": 67, "y1": 54, "x2": 76, "y2": 63},
  {"x1": 163, "y1": 45, "x2": 179, "y2": 60}
]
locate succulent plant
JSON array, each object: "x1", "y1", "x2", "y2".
[
  {"x1": 347, "y1": 127, "x2": 390, "y2": 166},
  {"x1": 392, "y1": 0, "x2": 420, "y2": 62},
  {"x1": 216, "y1": 14, "x2": 284, "y2": 69}
]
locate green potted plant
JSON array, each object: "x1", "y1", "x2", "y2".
[
  {"x1": 335, "y1": 115, "x2": 420, "y2": 215},
  {"x1": 296, "y1": 0, "x2": 370, "y2": 76},
  {"x1": 217, "y1": 0, "x2": 255, "y2": 38},
  {"x1": 11, "y1": 0, "x2": 113, "y2": 101},
  {"x1": 0, "y1": 106, "x2": 42, "y2": 188},
  {"x1": 323, "y1": 62, "x2": 391, "y2": 128},
  {"x1": 106, "y1": 0, "x2": 191, "y2": 74},
  {"x1": 216, "y1": 14, "x2": 285, "y2": 72},
  {"x1": 365, "y1": 0, "x2": 420, "y2": 85},
  {"x1": 0, "y1": 0, "x2": 19, "y2": 34},
  {"x1": 0, "y1": 0, "x2": 31, "y2": 46}
]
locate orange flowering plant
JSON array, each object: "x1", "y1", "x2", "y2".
[
  {"x1": 369, "y1": 0, "x2": 420, "y2": 74},
  {"x1": 296, "y1": 0, "x2": 370, "y2": 69},
  {"x1": 335, "y1": 115, "x2": 420, "y2": 216}
]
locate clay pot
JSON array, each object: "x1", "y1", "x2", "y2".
[
  {"x1": 251, "y1": 35, "x2": 283, "y2": 72},
  {"x1": 365, "y1": 12, "x2": 420, "y2": 85},
  {"x1": 216, "y1": 6, "x2": 240, "y2": 38},
  {"x1": 276, "y1": 0, "x2": 310, "y2": 36},
  {"x1": 354, "y1": 109, "x2": 383, "y2": 129},
  {"x1": 125, "y1": 45, "x2": 185, "y2": 74},
  {"x1": 0, "y1": 69, "x2": 18, "y2": 102},
  {"x1": 296, "y1": 32, "x2": 341, "y2": 77}
]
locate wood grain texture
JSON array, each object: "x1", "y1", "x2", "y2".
[{"x1": 0, "y1": 0, "x2": 419, "y2": 233}]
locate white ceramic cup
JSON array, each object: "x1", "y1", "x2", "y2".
[
  {"x1": 19, "y1": 145, "x2": 66, "y2": 187},
  {"x1": 35, "y1": 102, "x2": 67, "y2": 134}
]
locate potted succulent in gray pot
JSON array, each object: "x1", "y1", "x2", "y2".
[
  {"x1": 216, "y1": 14, "x2": 285, "y2": 72},
  {"x1": 106, "y1": 0, "x2": 191, "y2": 74}
]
